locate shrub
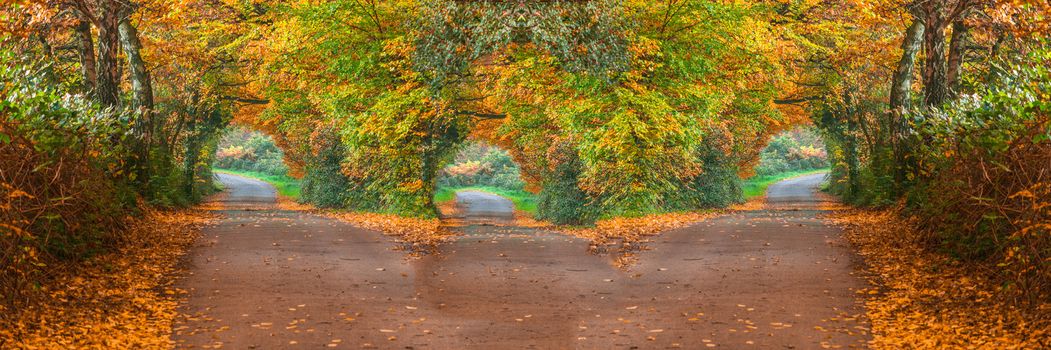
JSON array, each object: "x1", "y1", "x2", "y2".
[
  {"x1": 300, "y1": 125, "x2": 352, "y2": 208},
  {"x1": 437, "y1": 141, "x2": 527, "y2": 191},
  {"x1": 535, "y1": 141, "x2": 598, "y2": 225},
  {"x1": 906, "y1": 57, "x2": 1051, "y2": 304},
  {"x1": 214, "y1": 128, "x2": 289, "y2": 177},
  {"x1": 1, "y1": 50, "x2": 224, "y2": 306},
  {"x1": 754, "y1": 127, "x2": 829, "y2": 177},
  {"x1": 0, "y1": 61, "x2": 132, "y2": 304}
]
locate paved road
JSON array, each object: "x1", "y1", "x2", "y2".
[
  {"x1": 174, "y1": 172, "x2": 869, "y2": 349},
  {"x1": 454, "y1": 190, "x2": 515, "y2": 224},
  {"x1": 213, "y1": 173, "x2": 276, "y2": 208}
]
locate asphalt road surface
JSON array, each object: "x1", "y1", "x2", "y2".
[
  {"x1": 174, "y1": 172, "x2": 869, "y2": 349},
  {"x1": 454, "y1": 190, "x2": 515, "y2": 224}
]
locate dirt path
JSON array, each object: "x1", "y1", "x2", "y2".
[{"x1": 174, "y1": 173, "x2": 869, "y2": 349}]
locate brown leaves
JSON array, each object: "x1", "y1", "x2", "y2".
[
  {"x1": 321, "y1": 210, "x2": 455, "y2": 250},
  {"x1": 0, "y1": 208, "x2": 216, "y2": 348},
  {"x1": 562, "y1": 210, "x2": 721, "y2": 245},
  {"x1": 1, "y1": 123, "x2": 127, "y2": 301},
  {"x1": 829, "y1": 207, "x2": 1049, "y2": 349}
]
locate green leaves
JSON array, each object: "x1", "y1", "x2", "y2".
[
  {"x1": 247, "y1": 0, "x2": 802, "y2": 221},
  {"x1": 412, "y1": 0, "x2": 632, "y2": 89}
]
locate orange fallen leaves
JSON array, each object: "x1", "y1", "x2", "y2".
[
  {"x1": 283, "y1": 197, "x2": 456, "y2": 250},
  {"x1": 318, "y1": 209, "x2": 456, "y2": 250},
  {"x1": 0, "y1": 208, "x2": 216, "y2": 348},
  {"x1": 561, "y1": 211, "x2": 722, "y2": 245},
  {"x1": 729, "y1": 198, "x2": 766, "y2": 211},
  {"x1": 829, "y1": 207, "x2": 1049, "y2": 349}
]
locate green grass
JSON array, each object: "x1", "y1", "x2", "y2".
[
  {"x1": 215, "y1": 168, "x2": 302, "y2": 199},
  {"x1": 742, "y1": 168, "x2": 829, "y2": 199},
  {"x1": 434, "y1": 186, "x2": 538, "y2": 214}
]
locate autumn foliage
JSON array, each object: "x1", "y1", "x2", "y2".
[
  {"x1": 239, "y1": 1, "x2": 805, "y2": 223},
  {"x1": 832, "y1": 208, "x2": 1049, "y2": 348},
  {"x1": 0, "y1": 121, "x2": 126, "y2": 305},
  {"x1": 1, "y1": 0, "x2": 1049, "y2": 347}
]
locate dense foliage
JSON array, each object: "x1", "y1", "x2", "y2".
[
  {"x1": 906, "y1": 58, "x2": 1050, "y2": 303},
  {"x1": 437, "y1": 142, "x2": 526, "y2": 191},
  {"x1": 754, "y1": 128, "x2": 829, "y2": 177},
  {"x1": 1, "y1": 0, "x2": 257, "y2": 305},
  {"x1": 799, "y1": 0, "x2": 1050, "y2": 304},
  {"x1": 240, "y1": 0, "x2": 804, "y2": 223},
  {"x1": 3, "y1": 0, "x2": 1047, "y2": 316},
  {"x1": 215, "y1": 127, "x2": 289, "y2": 177}
]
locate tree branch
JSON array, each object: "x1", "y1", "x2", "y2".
[
  {"x1": 455, "y1": 110, "x2": 506, "y2": 119},
  {"x1": 773, "y1": 97, "x2": 819, "y2": 105},
  {"x1": 222, "y1": 96, "x2": 269, "y2": 104}
]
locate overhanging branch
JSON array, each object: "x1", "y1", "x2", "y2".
[
  {"x1": 456, "y1": 110, "x2": 506, "y2": 119},
  {"x1": 773, "y1": 96, "x2": 818, "y2": 106},
  {"x1": 222, "y1": 96, "x2": 269, "y2": 105}
]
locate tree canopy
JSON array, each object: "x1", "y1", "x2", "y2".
[
  {"x1": 225, "y1": 0, "x2": 817, "y2": 222},
  {"x1": 3, "y1": 0, "x2": 1048, "y2": 304}
]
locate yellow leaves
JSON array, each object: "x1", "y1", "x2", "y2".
[
  {"x1": 7, "y1": 189, "x2": 32, "y2": 199},
  {"x1": 829, "y1": 207, "x2": 1048, "y2": 349},
  {"x1": 562, "y1": 210, "x2": 721, "y2": 246},
  {"x1": 398, "y1": 179, "x2": 424, "y2": 193},
  {"x1": 1, "y1": 209, "x2": 216, "y2": 348},
  {"x1": 321, "y1": 210, "x2": 454, "y2": 248}
]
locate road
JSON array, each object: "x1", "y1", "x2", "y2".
[
  {"x1": 173, "y1": 172, "x2": 869, "y2": 349},
  {"x1": 454, "y1": 190, "x2": 515, "y2": 224}
]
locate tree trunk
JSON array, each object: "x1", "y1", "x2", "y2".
[
  {"x1": 946, "y1": 19, "x2": 969, "y2": 96},
  {"x1": 184, "y1": 114, "x2": 199, "y2": 199},
  {"x1": 922, "y1": 5, "x2": 949, "y2": 108},
  {"x1": 890, "y1": 20, "x2": 925, "y2": 112},
  {"x1": 74, "y1": 19, "x2": 97, "y2": 91},
  {"x1": 120, "y1": 18, "x2": 155, "y2": 188},
  {"x1": 889, "y1": 19, "x2": 925, "y2": 193},
  {"x1": 94, "y1": 5, "x2": 121, "y2": 107},
  {"x1": 118, "y1": 19, "x2": 153, "y2": 113}
]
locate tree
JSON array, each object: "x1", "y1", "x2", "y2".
[
  {"x1": 70, "y1": 0, "x2": 126, "y2": 107},
  {"x1": 917, "y1": 0, "x2": 980, "y2": 108},
  {"x1": 119, "y1": 13, "x2": 154, "y2": 184},
  {"x1": 73, "y1": 18, "x2": 96, "y2": 90}
]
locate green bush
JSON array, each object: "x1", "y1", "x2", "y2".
[
  {"x1": 437, "y1": 142, "x2": 526, "y2": 191},
  {"x1": 300, "y1": 130, "x2": 352, "y2": 208},
  {"x1": 1, "y1": 53, "x2": 222, "y2": 303},
  {"x1": 215, "y1": 128, "x2": 290, "y2": 177},
  {"x1": 534, "y1": 142, "x2": 599, "y2": 225},
  {"x1": 905, "y1": 55, "x2": 1050, "y2": 302},
  {"x1": 666, "y1": 141, "x2": 744, "y2": 209},
  {"x1": 754, "y1": 127, "x2": 829, "y2": 177}
]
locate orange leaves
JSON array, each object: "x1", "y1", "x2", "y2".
[
  {"x1": 321, "y1": 210, "x2": 455, "y2": 249},
  {"x1": 562, "y1": 210, "x2": 721, "y2": 245},
  {"x1": 0, "y1": 208, "x2": 216, "y2": 348},
  {"x1": 829, "y1": 207, "x2": 1049, "y2": 349}
]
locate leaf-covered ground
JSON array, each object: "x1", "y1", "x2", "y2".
[
  {"x1": 829, "y1": 208, "x2": 1049, "y2": 349},
  {"x1": 0, "y1": 209, "x2": 215, "y2": 348},
  {"x1": 560, "y1": 211, "x2": 722, "y2": 246},
  {"x1": 275, "y1": 196, "x2": 456, "y2": 252}
]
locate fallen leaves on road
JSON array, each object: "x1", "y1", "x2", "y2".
[
  {"x1": 561, "y1": 211, "x2": 722, "y2": 245},
  {"x1": 276, "y1": 195, "x2": 315, "y2": 211},
  {"x1": 729, "y1": 198, "x2": 767, "y2": 211},
  {"x1": 276, "y1": 197, "x2": 456, "y2": 250},
  {"x1": 0, "y1": 208, "x2": 215, "y2": 348},
  {"x1": 829, "y1": 207, "x2": 1049, "y2": 349},
  {"x1": 322, "y1": 211, "x2": 455, "y2": 249}
]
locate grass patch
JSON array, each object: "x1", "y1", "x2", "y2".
[
  {"x1": 742, "y1": 168, "x2": 829, "y2": 199},
  {"x1": 215, "y1": 168, "x2": 301, "y2": 199},
  {"x1": 434, "y1": 186, "x2": 538, "y2": 214}
]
